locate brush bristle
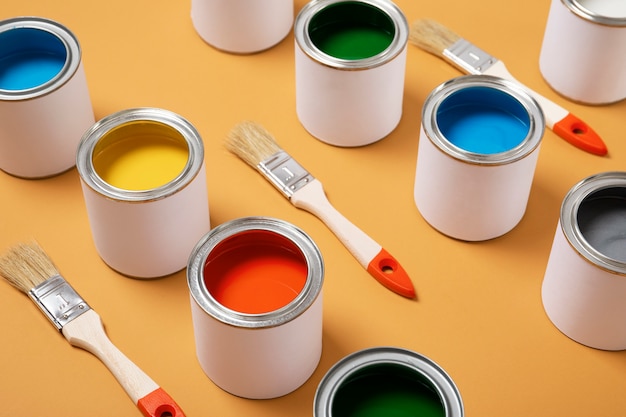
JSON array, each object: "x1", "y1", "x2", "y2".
[
  {"x1": 0, "y1": 242, "x2": 59, "y2": 293},
  {"x1": 225, "y1": 121, "x2": 282, "y2": 168},
  {"x1": 409, "y1": 19, "x2": 461, "y2": 56}
]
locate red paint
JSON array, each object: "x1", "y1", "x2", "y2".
[{"x1": 203, "y1": 230, "x2": 307, "y2": 314}]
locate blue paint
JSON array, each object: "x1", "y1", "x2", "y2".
[
  {"x1": 0, "y1": 27, "x2": 67, "y2": 91},
  {"x1": 436, "y1": 86, "x2": 530, "y2": 154}
]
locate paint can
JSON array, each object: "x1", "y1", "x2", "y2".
[
  {"x1": 191, "y1": 0, "x2": 294, "y2": 54},
  {"x1": 76, "y1": 107, "x2": 210, "y2": 278},
  {"x1": 542, "y1": 172, "x2": 626, "y2": 350},
  {"x1": 413, "y1": 75, "x2": 544, "y2": 241},
  {"x1": 0, "y1": 17, "x2": 94, "y2": 178},
  {"x1": 294, "y1": 0, "x2": 408, "y2": 147},
  {"x1": 187, "y1": 217, "x2": 324, "y2": 399},
  {"x1": 314, "y1": 347, "x2": 464, "y2": 417},
  {"x1": 539, "y1": 0, "x2": 626, "y2": 104}
]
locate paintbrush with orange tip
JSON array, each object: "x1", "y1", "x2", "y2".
[
  {"x1": 225, "y1": 121, "x2": 416, "y2": 299},
  {"x1": 0, "y1": 241, "x2": 186, "y2": 417},
  {"x1": 409, "y1": 18, "x2": 607, "y2": 156}
]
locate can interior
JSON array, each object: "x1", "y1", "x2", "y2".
[
  {"x1": 0, "y1": 27, "x2": 67, "y2": 91},
  {"x1": 436, "y1": 86, "x2": 531, "y2": 154},
  {"x1": 308, "y1": 1, "x2": 395, "y2": 60},
  {"x1": 91, "y1": 120, "x2": 190, "y2": 191},
  {"x1": 331, "y1": 362, "x2": 445, "y2": 416},
  {"x1": 203, "y1": 229, "x2": 308, "y2": 314},
  {"x1": 573, "y1": 0, "x2": 626, "y2": 20},
  {"x1": 577, "y1": 186, "x2": 626, "y2": 263}
]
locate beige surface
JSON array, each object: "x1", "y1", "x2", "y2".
[{"x1": 1, "y1": 0, "x2": 625, "y2": 416}]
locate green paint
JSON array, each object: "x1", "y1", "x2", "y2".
[
  {"x1": 332, "y1": 364, "x2": 445, "y2": 417},
  {"x1": 309, "y1": 2, "x2": 394, "y2": 60}
]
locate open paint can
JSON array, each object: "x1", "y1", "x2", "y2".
[
  {"x1": 314, "y1": 347, "x2": 464, "y2": 417},
  {"x1": 414, "y1": 75, "x2": 544, "y2": 241},
  {"x1": 191, "y1": 0, "x2": 294, "y2": 53},
  {"x1": 187, "y1": 216, "x2": 324, "y2": 399},
  {"x1": 542, "y1": 172, "x2": 626, "y2": 350},
  {"x1": 294, "y1": 0, "x2": 408, "y2": 146},
  {"x1": 0, "y1": 17, "x2": 94, "y2": 178},
  {"x1": 76, "y1": 108, "x2": 210, "y2": 278},
  {"x1": 539, "y1": 0, "x2": 626, "y2": 104}
]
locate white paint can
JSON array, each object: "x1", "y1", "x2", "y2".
[
  {"x1": 414, "y1": 75, "x2": 544, "y2": 241},
  {"x1": 294, "y1": 0, "x2": 408, "y2": 147},
  {"x1": 187, "y1": 217, "x2": 324, "y2": 399},
  {"x1": 191, "y1": 0, "x2": 294, "y2": 54},
  {"x1": 539, "y1": 0, "x2": 626, "y2": 104},
  {"x1": 0, "y1": 17, "x2": 94, "y2": 178},
  {"x1": 542, "y1": 172, "x2": 626, "y2": 350},
  {"x1": 76, "y1": 108, "x2": 210, "y2": 278}
]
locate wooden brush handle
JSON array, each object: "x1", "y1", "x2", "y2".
[
  {"x1": 62, "y1": 309, "x2": 185, "y2": 417},
  {"x1": 291, "y1": 179, "x2": 415, "y2": 299}
]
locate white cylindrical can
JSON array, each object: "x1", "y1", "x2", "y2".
[
  {"x1": 191, "y1": 0, "x2": 294, "y2": 54},
  {"x1": 539, "y1": 0, "x2": 626, "y2": 104},
  {"x1": 542, "y1": 172, "x2": 626, "y2": 350},
  {"x1": 0, "y1": 17, "x2": 94, "y2": 178},
  {"x1": 187, "y1": 217, "x2": 324, "y2": 399},
  {"x1": 294, "y1": 0, "x2": 408, "y2": 147},
  {"x1": 76, "y1": 108, "x2": 210, "y2": 278},
  {"x1": 314, "y1": 347, "x2": 464, "y2": 417},
  {"x1": 414, "y1": 75, "x2": 544, "y2": 241}
]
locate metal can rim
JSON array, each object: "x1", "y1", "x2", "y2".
[
  {"x1": 314, "y1": 346, "x2": 464, "y2": 417},
  {"x1": 560, "y1": 171, "x2": 626, "y2": 274},
  {"x1": 0, "y1": 17, "x2": 82, "y2": 101},
  {"x1": 294, "y1": 0, "x2": 408, "y2": 70},
  {"x1": 76, "y1": 107, "x2": 205, "y2": 202},
  {"x1": 421, "y1": 75, "x2": 544, "y2": 166},
  {"x1": 561, "y1": 0, "x2": 626, "y2": 27},
  {"x1": 187, "y1": 216, "x2": 324, "y2": 329}
]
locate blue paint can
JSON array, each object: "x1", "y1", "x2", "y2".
[{"x1": 414, "y1": 75, "x2": 545, "y2": 241}]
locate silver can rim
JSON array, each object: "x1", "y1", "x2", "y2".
[
  {"x1": 422, "y1": 75, "x2": 545, "y2": 166},
  {"x1": 294, "y1": 0, "x2": 408, "y2": 70},
  {"x1": 0, "y1": 17, "x2": 82, "y2": 100},
  {"x1": 562, "y1": 0, "x2": 626, "y2": 27},
  {"x1": 76, "y1": 107, "x2": 205, "y2": 202},
  {"x1": 560, "y1": 171, "x2": 626, "y2": 274},
  {"x1": 187, "y1": 216, "x2": 324, "y2": 329},
  {"x1": 314, "y1": 346, "x2": 464, "y2": 417}
]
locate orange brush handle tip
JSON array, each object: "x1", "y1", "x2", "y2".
[
  {"x1": 367, "y1": 249, "x2": 416, "y2": 299},
  {"x1": 137, "y1": 387, "x2": 186, "y2": 417},
  {"x1": 553, "y1": 113, "x2": 608, "y2": 156}
]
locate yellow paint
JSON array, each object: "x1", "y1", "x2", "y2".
[{"x1": 92, "y1": 121, "x2": 189, "y2": 191}]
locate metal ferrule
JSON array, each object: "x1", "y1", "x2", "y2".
[
  {"x1": 258, "y1": 151, "x2": 315, "y2": 199},
  {"x1": 28, "y1": 275, "x2": 91, "y2": 330},
  {"x1": 444, "y1": 39, "x2": 497, "y2": 75}
]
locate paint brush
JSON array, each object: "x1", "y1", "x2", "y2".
[
  {"x1": 409, "y1": 18, "x2": 608, "y2": 156},
  {"x1": 225, "y1": 121, "x2": 416, "y2": 299},
  {"x1": 0, "y1": 242, "x2": 185, "y2": 417}
]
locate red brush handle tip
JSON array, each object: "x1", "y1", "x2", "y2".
[
  {"x1": 137, "y1": 387, "x2": 186, "y2": 417},
  {"x1": 367, "y1": 249, "x2": 416, "y2": 299},
  {"x1": 553, "y1": 113, "x2": 607, "y2": 156}
]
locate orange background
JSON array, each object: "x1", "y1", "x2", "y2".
[{"x1": 1, "y1": 0, "x2": 626, "y2": 416}]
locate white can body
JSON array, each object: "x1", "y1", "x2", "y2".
[
  {"x1": 539, "y1": 0, "x2": 626, "y2": 104},
  {"x1": 190, "y1": 291, "x2": 323, "y2": 399},
  {"x1": 541, "y1": 172, "x2": 626, "y2": 350},
  {"x1": 413, "y1": 76, "x2": 544, "y2": 241},
  {"x1": 80, "y1": 164, "x2": 210, "y2": 278},
  {"x1": 0, "y1": 18, "x2": 94, "y2": 178},
  {"x1": 414, "y1": 125, "x2": 540, "y2": 241},
  {"x1": 191, "y1": 0, "x2": 293, "y2": 54},
  {"x1": 77, "y1": 108, "x2": 210, "y2": 278},
  {"x1": 294, "y1": 0, "x2": 408, "y2": 147},
  {"x1": 187, "y1": 217, "x2": 324, "y2": 399}
]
